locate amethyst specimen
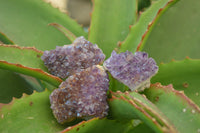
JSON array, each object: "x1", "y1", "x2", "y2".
[
  {"x1": 50, "y1": 65, "x2": 109, "y2": 123},
  {"x1": 41, "y1": 36, "x2": 105, "y2": 79},
  {"x1": 103, "y1": 50, "x2": 158, "y2": 91}
]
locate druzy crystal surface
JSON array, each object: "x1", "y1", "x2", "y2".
[
  {"x1": 103, "y1": 50, "x2": 158, "y2": 91},
  {"x1": 41, "y1": 36, "x2": 105, "y2": 78},
  {"x1": 50, "y1": 65, "x2": 109, "y2": 123}
]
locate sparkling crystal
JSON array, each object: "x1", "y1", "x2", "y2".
[
  {"x1": 49, "y1": 65, "x2": 109, "y2": 123},
  {"x1": 41, "y1": 36, "x2": 105, "y2": 79},
  {"x1": 103, "y1": 50, "x2": 158, "y2": 91}
]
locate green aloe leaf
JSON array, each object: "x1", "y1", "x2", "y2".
[
  {"x1": 0, "y1": 32, "x2": 14, "y2": 44},
  {"x1": 0, "y1": 44, "x2": 62, "y2": 87},
  {"x1": 119, "y1": 0, "x2": 178, "y2": 53},
  {"x1": 89, "y1": 0, "x2": 138, "y2": 58},
  {"x1": 108, "y1": 91, "x2": 177, "y2": 133},
  {"x1": 144, "y1": 83, "x2": 200, "y2": 133},
  {"x1": 0, "y1": 90, "x2": 80, "y2": 133},
  {"x1": 0, "y1": 44, "x2": 46, "y2": 71},
  {"x1": 143, "y1": 0, "x2": 200, "y2": 63},
  {"x1": 151, "y1": 58, "x2": 200, "y2": 106},
  {"x1": 0, "y1": 33, "x2": 45, "y2": 103},
  {"x1": 19, "y1": 75, "x2": 45, "y2": 93},
  {"x1": 49, "y1": 23, "x2": 77, "y2": 42},
  {"x1": 61, "y1": 118, "x2": 131, "y2": 133},
  {"x1": 0, "y1": 69, "x2": 34, "y2": 103},
  {"x1": 0, "y1": 0, "x2": 87, "y2": 50}
]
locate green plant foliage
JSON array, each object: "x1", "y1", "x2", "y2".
[
  {"x1": 20, "y1": 75, "x2": 45, "y2": 92},
  {"x1": 0, "y1": 44, "x2": 62, "y2": 87},
  {"x1": 144, "y1": 83, "x2": 200, "y2": 133},
  {"x1": 0, "y1": 44, "x2": 46, "y2": 71},
  {"x1": 119, "y1": 0, "x2": 178, "y2": 53},
  {"x1": 0, "y1": 32, "x2": 14, "y2": 44},
  {"x1": 61, "y1": 118, "x2": 131, "y2": 133},
  {"x1": 0, "y1": 69, "x2": 33, "y2": 103},
  {"x1": 0, "y1": 0, "x2": 87, "y2": 51},
  {"x1": 109, "y1": 91, "x2": 176, "y2": 133},
  {"x1": 143, "y1": 0, "x2": 200, "y2": 63},
  {"x1": 49, "y1": 23, "x2": 77, "y2": 42},
  {"x1": 0, "y1": 33, "x2": 45, "y2": 101},
  {"x1": 151, "y1": 58, "x2": 200, "y2": 106},
  {"x1": 89, "y1": 0, "x2": 138, "y2": 58},
  {"x1": 138, "y1": 0, "x2": 151, "y2": 11},
  {"x1": 126, "y1": 123, "x2": 154, "y2": 133}
]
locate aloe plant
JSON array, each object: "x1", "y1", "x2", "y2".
[{"x1": 0, "y1": 0, "x2": 200, "y2": 132}]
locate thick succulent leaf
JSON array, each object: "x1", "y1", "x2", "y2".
[
  {"x1": 0, "y1": 90, "x2": 81, "y2": 132},
  {"x1": 0, "y1": 44, "x2": 62, "y2": 87},
  {"x1": 151, "y1": 58, "x2": 200, "y2": 106},
  {"x1": 40, "y1": 80, "x2": 56, "y2": 91},
  {"x1": 0, "y1": 44, "x2": 46, "y2": 70},
  {"x1": 89, "y1": 0, "x2": 138, "y2": 58},
  {"x1": 0, "y1": 0, "x2": 87, "y2": 50},
  {"x1": 0, "y1": 33, "x2": 45, "y2": 101},
  {"x1": 144, "y1": 83, "x2": 200, "y2": 133},
  {"x1": 0, "y1": 32, "x2": 14, "y2": 44},
  {"x1": 0, "y1": 69, "x2": 34, "y2": 103},
  {"x1": 108, "y1": 91, "x2": 177, "y2": 133},
  {"x1": 143, "y1": 0, "x2": 200, "y2": 63},
  {"x1": 119, "y1": 0, "x2": 178, "y2": 53},
  {"x1": 61, "y1": 118, "x2": 131, "y2": 133}
]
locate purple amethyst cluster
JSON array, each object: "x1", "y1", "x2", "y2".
[
  {"x1": 41, "y1": 36, "x2": 105, "y2": 79},
  {"x1": 103, "y1": 51, "x2": 158, "y2": 91},
  {"x1": 50, "y1": 65, "x2": 109, "y2": 123},
  {"x1": 41, "y1": 36, "x2": 158, "y2": 124}
]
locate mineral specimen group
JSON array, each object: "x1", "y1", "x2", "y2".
[
  {"x1": 42, "y1": 36, "x2": 158, "y2": 124},
  {"x1": 103, "y1": 50, "x2": 158, "y2": 91}
]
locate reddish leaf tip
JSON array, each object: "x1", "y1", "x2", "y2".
[
  {"x1": 185, "y1": 56, "x2": 190, "y2": 59},
  {"x1": 171, "y1": 59, "x2": 176, "y2": 61}
]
